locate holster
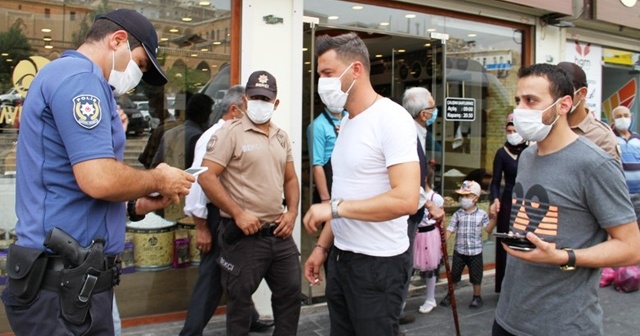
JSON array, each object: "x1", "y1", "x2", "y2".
[
  {"x1": 6, "y1": 244, "x2": 48, "y2": 304},
  {"x1": 57, "y1": 240, "x2": 106, "y2": 325},
  {"x1": 222, "y1": 219, "x2": 244, "y2": 245}
]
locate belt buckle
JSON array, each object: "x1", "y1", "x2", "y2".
[{"x1": 259, "y1": 223, "x2": 277, "y2": 237}]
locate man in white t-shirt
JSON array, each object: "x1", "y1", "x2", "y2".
[
  {"x1": 180, "y1": 85, "x2": 272, "y2": 335},
  {"x1": 303, "y1": 32, "x2": 420, "y2": 335}
]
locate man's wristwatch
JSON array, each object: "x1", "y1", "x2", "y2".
[
  {"x1": 560, "y1": 248, "x2": 576, "y2": 271},
  {"x1": 331, "y1": 198, "x2": 343, "y2": 219},
  {"x1": 127, "y1": 199, "x2": 145, "y2": 222}
]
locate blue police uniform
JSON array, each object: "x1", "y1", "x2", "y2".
[
  {"x1": 15, "y1": 50, "x2": 126, "y2": 255},
  {"x1": 3, "y1": 50, "x2": 125, "y2": 336}
]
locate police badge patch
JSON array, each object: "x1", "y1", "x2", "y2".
[{"x1": 73, "y1": 95, "x2": 102, "y2": 129}]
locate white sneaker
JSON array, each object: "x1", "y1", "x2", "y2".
[{"x1": 418, "y1": 300, "x2": 437, "y2": 314}]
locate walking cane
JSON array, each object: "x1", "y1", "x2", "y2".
[{"x1": 438, "y1": 220, "x2": 461, "y2": 336}]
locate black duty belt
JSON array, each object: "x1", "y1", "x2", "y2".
[
  {"x1": 417, "y1": 225, "x2": 436, "y2": 233},
  {"x1": 41, "y1": 255, "x2": 121, "y2": 293},
  {"x1": 255, "y1": 223, "x2": 278, "y2": 237}
]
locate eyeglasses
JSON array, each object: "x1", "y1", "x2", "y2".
[{"x1": 423, "y1": 106, "x2": 436, "y2": 111}]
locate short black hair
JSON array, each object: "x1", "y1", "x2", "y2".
[
  {"x1": 85, "y1": 19, "x2": 141, "y2": 49},
  {"x1": 316, "y1": 32, "x2": 371, "y2": 74},
  {"x1": 517, "y1": 64, "x2": 573, "y2": 101},
  {"x1": 185, "y1": 93, "x2": 213, "y2": 125}
]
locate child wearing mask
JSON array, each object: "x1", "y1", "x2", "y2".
[
  {"x1": 413, "y1": 163, "x2": 445, "y2": 314},
  {"x1": 441, "y1": 180, "x2": 496, "y2": 309}
]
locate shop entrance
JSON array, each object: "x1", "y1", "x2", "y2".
[
  {"x1": 299, "y1": 23, "x2": 448, "y2": 302},
  {"x1": 301, "y1": 22, "x2": 500, "y2": 303}
]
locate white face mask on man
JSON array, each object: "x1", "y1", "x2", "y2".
[
  {"x1": 246, "y1": 100, "x2": 275, "y2": 124},
  {"x1": 614, "y1": 117, "x2": 631, "y2": 131},
  {"x1": 317, "y1": 63, "x2": 356, "y2": 113},
  {"x1": 513, "y1": 99, "x2": 561, "y2": 142},
  {"x1": 109, "y1": 41, "x2": 143, "y2": 97}
]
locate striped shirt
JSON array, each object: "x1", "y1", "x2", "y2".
[
  {"x1": 446, "y1": 206, "x2": 490, "y2": 256},
  {"x1": 615, "y1": 130, "x2": 640, "y2": 194}
]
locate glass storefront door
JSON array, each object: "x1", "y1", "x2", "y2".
[{"x1": 300, "y1": 22, "x2": 445, "y2": 301}]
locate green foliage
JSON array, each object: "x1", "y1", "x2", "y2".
[{"x1": 0, "y1": 26, "x2": 32, "y2": 91}]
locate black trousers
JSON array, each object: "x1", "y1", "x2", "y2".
[
  {"x1": 219, "y1": 219, "x2": 301, "y2": 336},
  {"x1": 326, "y1": 247, "x2": 410, "y2": 336},
  {"x1": 2, "y1": 287, "x2": 114, "y2": 336},
  {"x1": 180, "y1": 205, "x2": 259, "y2": 336}
]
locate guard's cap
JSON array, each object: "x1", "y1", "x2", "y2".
[{"x1": 245, "y1": 70, "x2": 277, "y2": 100}]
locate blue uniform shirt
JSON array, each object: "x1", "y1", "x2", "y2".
[
  {"x1": 306, "y1": 109, "x2": 346, "y2": 166},
  {"x1": 15, "y1": 50, "x2": 126, "y2": 254}
]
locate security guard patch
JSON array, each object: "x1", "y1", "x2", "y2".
[
  {"x1": 73, "y1": 95, "x2": 102, "y2": 129},
  {"x1": 207, "y1": 134, "x2": 218, "y2": 153}
]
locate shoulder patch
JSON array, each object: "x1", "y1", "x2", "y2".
[
  {"x1": 207, "y1": 134, "x2": 217, "y2": 153},
  {"x1": 73, "y1": 94, "x2": 102, "y2": 129},
  {"x1": 276, "y1": 132, "x2": 287, "y2": 149}
]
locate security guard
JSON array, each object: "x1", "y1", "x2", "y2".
[
  {"x1": 199, "y1": 70, "x2": 301, "y2": 336},
  {"x1": 2, "y1": 9, "x2": 193, "y2": 336}
]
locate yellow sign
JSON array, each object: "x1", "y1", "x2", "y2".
[
  {"x1": 12, "y1": 56, "x2": 50, "y2": 98},
  {"x1": 603, "y1": 48, "x2": 635, "y2": 66}
]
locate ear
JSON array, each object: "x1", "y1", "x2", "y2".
[
  {"x1": 557, "y1": 95, "x2": 573, "y2": 115},
  {"x1": 351, "y1": 61, "x2": 363, "y2": 80},
  {"x1": 273, "y1": 99, "x2": 280, "y2": 110},
  {"x1": 110, "y1": 30, "x2": 129, "y2": 50}
]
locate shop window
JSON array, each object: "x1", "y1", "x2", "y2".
[
  {"x1": 70, "y1": 11, "x2": 75, "y2": 21},
  {"x1": 44, "y1": 8, "x2": 50, "y2": 18}
]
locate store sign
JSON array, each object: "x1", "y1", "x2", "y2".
[
  {"x1": 497, "y1": 0, "x2": 572, "y2": 15},
  {"x1": 596, "y1": 0, "x2": 640, "y2": 30},
  {"x1": 565, "y1": 40, "x2": 603, "y2": 119},
  {"x1": 445, "y1": 98, "x2": 476, "y2": 121},
  {"x1": 603, "y1": 48, "x2": 635, "y2": 66}
]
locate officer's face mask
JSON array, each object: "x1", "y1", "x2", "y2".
[
  {"x1": 570, "y1": 88, "x2": 584, "y2": 114},
  {"x1": 317, "y1": 63, "x2": 356, "y2": 114},
  {"x1": 109, "y1": 41, "x2": 143, "y2": 97},
  {"x1": 246, "y1": 100, "x2": 275, "y2": 124}
]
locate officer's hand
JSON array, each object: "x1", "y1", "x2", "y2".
[
  {"x1": 234, "y1": 211, "x2": 261, "y2": 236},
  {"x1": 152, "y1": 163, "x2": 194, "y2": 204},
  {"x1": 136, "y1": 195, "x2": 172, "y2": 214},
  {"x1": 193, "y1": 216, "x2": 212, "y2": 254},
  {"x1": 303, "y1": 203, "x2": 332, "y2": 233},
  {"x1": 273, "y1": 211, "x2": 297, "y2": 238},
  {"x1": 304, "y1": 247, "x2": 327, "y2": 285}
]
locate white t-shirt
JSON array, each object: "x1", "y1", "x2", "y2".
[
  {"x1": 331, "y1": 97, "x2": 418, "y2": 257},
  {"x1": 183, "y1": 119, "x2": 226, "y2": 219}
]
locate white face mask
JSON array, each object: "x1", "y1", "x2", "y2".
[
  {"x1": 109, "y1": 42, "x2": 143, "y2": 97},
  {"x1": 614, "y1": 117, "x2": 631, "y2": 131},
  {"x1": 570, "y1": 89, "x2": 583, "y2": 114},
  {"x1": 513, "y1": 99, "x2": 561, "y2": 142},
  {"x1": 506, "y1": 132, "x2": 524, "y2": 146},
  {"x1": 246, "y1": 100, "x2": 274, "y2": 124},
  {"x1": 317, "y1": 63, "x2": 356, "y2": 113},
  {"x1": 459, "y1": 197, "x2": 475, "y2": 210}
]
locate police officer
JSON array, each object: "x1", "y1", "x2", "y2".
[
  {"x1": 3, "y1": 9, "x2": 193, "y2": 336},
  {"x1": 198, "y1": 70, "x2": 301, "y2": 336}
]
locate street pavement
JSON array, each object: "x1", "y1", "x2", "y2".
[{"x1": 121, "y1": 270, "x2": 640, "y2": 336}]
